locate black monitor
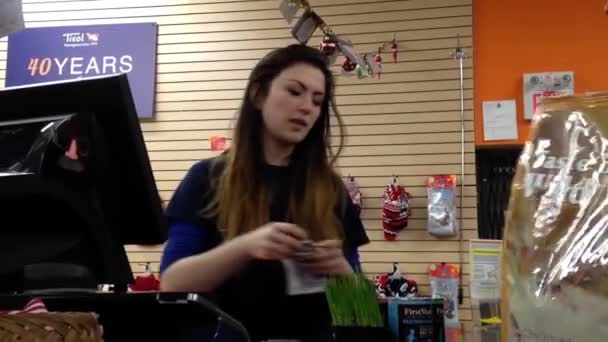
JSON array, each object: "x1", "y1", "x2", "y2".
[{"x1": 0, "y1": 74, "x2": 168, "y2": 292}]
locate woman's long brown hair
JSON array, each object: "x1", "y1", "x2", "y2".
[{"x1": 204, "y1": 44, "x2": 346, "y2": 241}]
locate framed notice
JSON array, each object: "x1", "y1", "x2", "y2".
[
  {"x1": 5, "y1": 23, "x2": 158, "y2": 118},
  {"x1": 523, "y1": 71, "x2": 574, "y2": 120}
]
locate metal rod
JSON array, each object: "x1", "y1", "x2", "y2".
[{"x1": 450, "y1": 36, "x2": 466, "y2": 305}]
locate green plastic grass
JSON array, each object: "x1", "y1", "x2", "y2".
[{"x1": 325, "y1": 273, "x2": 384, "y2": 327}]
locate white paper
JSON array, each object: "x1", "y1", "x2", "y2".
[
  {"x1": 281, "y1": 259, "x2": 327, "y2": 296},
  {"x1": 0, "y1": 0, "x2": 24, "y2": 38},
  {"x1": 469, "y1": 240, "x2": 502, "y2": 300},
  {"x1": 482, "y1": 100, "x2": 518, "y2": 141}
]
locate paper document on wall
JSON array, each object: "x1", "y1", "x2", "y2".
[
  {"x1": 482, "y1": 100, "x2": 518, "y2": 141},
  {"x1": 469, "y1": 239, "x2": 502, "y2": 300},
  {"x1": 0, "y1": 0, "x2": 24, "y2": 38}
]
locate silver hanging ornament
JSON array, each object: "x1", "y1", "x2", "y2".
[{"x1": 355, "y1": 63, "x2": 364, "y2": 78}]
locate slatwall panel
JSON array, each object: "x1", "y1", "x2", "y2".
[{"x1": 0, "y1": 0, "x2": 477, "y2": 337}]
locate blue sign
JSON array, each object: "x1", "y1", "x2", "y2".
[{"x1": 5, "y1": 23, "x2": 158, "y2": 118}]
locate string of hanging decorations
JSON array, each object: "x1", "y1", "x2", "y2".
[{"x1": 280, "y1": 0, "x2": 399, "y2": 79}]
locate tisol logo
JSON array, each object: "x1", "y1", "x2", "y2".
[{"x1": 62, "y1": 32, "x2": 100, "y2": 47}]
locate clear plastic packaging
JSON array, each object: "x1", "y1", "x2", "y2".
[
  {"x1": 502, "y1": 93, "x2": 608, "y2": 341},
  {"x1": 427, "y1": 175, "x2": 458, "y2": 237},
  {"x1": 430, "y1": 263, "x2": 460, "y2": 328}
]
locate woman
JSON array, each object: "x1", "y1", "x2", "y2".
[{"x1": 159, "y1": 44, "x2": 369, "y2": 341}]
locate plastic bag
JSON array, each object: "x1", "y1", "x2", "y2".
[
  {"x1": 502, "y1": 93, "x2": 608, "y2": 342},
  {"x1": 429, "y1": 263, "x2": 459, "y2": 328},
  {"x1": 427, "y1": 175, "x2": 458, "y2": 236}
]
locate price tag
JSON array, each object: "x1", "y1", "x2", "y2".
[{"x1": 210, "y1": 136, "x2": 227, "y2": 151}]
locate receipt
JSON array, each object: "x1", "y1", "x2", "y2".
[{"x1": 282, "y1": 259, "x2": 327, "y2": 296}]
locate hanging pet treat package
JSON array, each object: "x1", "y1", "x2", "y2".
[
  {"x1": 430, "y1": 263, "x2": 462, "y2": 342},
  {"x1": 427, "y1": 175, "x2": 458, "y2": 236},
  {"x1": 430, "y1": 263, "x2": 460, "y2": 328},
  {"x1": 502, "y1": 92, "x2": 608, "y2": 342}
]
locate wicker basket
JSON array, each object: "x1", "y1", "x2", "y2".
[{"x1": 0, "y1": 312, "x2": 103, "y2": 342}]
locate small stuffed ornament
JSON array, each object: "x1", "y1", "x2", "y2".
[
  {"x1": 382, "y1": 177, "x2": 412, "y2": 240},
  {"x1": 374, "y1": 49, "x2": 383, "y2": 79},
  {"x1": 374, "y1": 263, "x2": 418, "y2": 298},
  {"x1": 391, "y1": 39, "x2": 398, "y2": 63}
]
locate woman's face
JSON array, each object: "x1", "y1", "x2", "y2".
[{"x1": 260, "y1": 63, "x2": 326, "y2": 146}]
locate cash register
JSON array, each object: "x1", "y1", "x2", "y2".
[{"x1": 0, "y1": 75, "x2": 250, "y2": 341}]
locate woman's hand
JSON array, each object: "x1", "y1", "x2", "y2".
[
  {"x1": 239, "y1": 222, "x2": 308, "y2": 261},
  {"x1": 296, "y1": 240, "x2": 353, "y2": 276}
]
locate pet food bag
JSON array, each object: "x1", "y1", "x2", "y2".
[{"x1": 502, "y1": 93, "x2": 608, "y2": 341}]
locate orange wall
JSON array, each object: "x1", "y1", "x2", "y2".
[{"x1": 474, "y1": 0, "x2": 608, "y2": 146}]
